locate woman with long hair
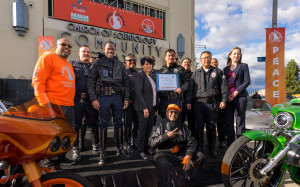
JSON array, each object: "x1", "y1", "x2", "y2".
[{"x1": 223, "y1": 47, "x2": 251, "y2": 146}]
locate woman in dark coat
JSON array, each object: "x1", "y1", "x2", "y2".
[
  {"x1": 134, "y1": 57, "x2": 157, "y2": 159},
  {"x1": 223, "y1": 47, "x2": 251, "y2": 146}
]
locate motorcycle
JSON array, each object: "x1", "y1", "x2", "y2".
[
  {"x1": 0, "y1": 98, "x2": 93, "y2": 187},
  {"x1": 221, "y1": 98, "x2": 300, "y2": 187}
]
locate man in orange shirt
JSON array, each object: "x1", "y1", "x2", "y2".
[{"x1": 32, "y1": 38, "x2": 76, "y2": 167}]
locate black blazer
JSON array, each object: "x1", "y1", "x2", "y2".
[
  {"x1": 134, "y1": 71, "x2": 157, "y2": 112},
  {"x1": 223, "y1": 63, "x2": 251, "y2": 97}
]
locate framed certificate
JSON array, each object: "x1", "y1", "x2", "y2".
[{"x1": 156, "y1": 73, "x2": 179, "y2": 91}]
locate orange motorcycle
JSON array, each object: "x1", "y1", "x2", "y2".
[{"x1": 0, "y1": 98, "x2": 93, "y2": 187}]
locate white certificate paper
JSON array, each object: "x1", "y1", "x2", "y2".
[{"x1": 156, "y1": 73, "x2": 179, "y2": 91}]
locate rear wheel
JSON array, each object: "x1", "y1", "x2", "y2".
[
  {"x1": 221, "y1": 136, "x2": 286, "y2": 187},
  {"x1": 39, "y1": 171, "x2": 92, "y2": 187}
]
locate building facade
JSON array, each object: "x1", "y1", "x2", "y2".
[{"x1": 0, "y1": 0, "x2": 195, "y2": 105}]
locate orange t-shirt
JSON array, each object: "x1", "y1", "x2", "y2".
[{"x1": 32, "y1": 53, "x2": 75, "y2": 106}]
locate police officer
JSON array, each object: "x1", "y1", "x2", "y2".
[
  {"x1": 180, "y1": 58, "x2": 195, "y2": 136},
  {"x1": 158, "y1": 49, "x2": 190, "y2": 119},
  {"x1": 211, "y1": 58, "x2": 227, "y2": 148},
  {"x1": 69, "y1": 46, "x2": 99, "y2": 162},
  {"x1": 186, "y1": 51, "x2": 229, "y2": 158},
  {"x1": 87, "y1": 41, "x2": 130, "y2": 165},
  {"x1": 124, "y1": 53, "x2": 138, "y2": 153}
]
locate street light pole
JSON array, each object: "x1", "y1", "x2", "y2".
[{"x1": 272, "y1": 0, "x2": 278, "y2": 28}]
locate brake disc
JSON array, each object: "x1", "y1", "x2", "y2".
[{"x1": 249, "y1": 159, "x2": 271, "y2": 183}]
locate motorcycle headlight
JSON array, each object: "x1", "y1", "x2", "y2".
[
  {"x1": 61, "y1": 136, "x2": 71, "y2": 150},
  {"x1": 274, "y1": 112, "x2": 294, "y2": 129},
  {"x1": 49, "y1": 136, "x2": 61, "y2": 152}
]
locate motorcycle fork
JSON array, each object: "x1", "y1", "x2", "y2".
[
  {"x1": 260, "y1": 134, "x2": 300, "y2": 175},
  {"x1": 22, "y1": 162, "x2": 42, "y2": 187}
]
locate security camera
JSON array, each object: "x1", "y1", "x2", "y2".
[{"x1": 28, "y1": 1, "x2": 34, "y2": 7}]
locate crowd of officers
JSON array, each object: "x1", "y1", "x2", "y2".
[{"x1": 32, "y1": 38, "x2": 251, "y2": 181}]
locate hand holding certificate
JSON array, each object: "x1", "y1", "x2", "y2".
[{"x1": 156, "y1": 73, "x2": 179, "y2": 91}]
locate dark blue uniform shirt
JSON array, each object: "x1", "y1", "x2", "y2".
[{"x1": 70, "y1": 60, "x2": 92, "y2": 93}]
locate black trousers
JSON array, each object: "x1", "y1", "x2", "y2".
[
  {"x1": 181, "y1": 103, "x2": 195, "y2": 136},
  {"x1": 136, "y1": 110, "x2": 155, "y2": 152},
  {"x1": 225, "y1": 96, "x2": 247, "y2": 146},
  {"x1": 193, "y1": 100, "x2": 218, "y2": 130},
  {"x1": 155, "y1": 155, "x2": 185, "y2": 187},
  {"x1": 216, "y1": 108, "x2": 226, "y2": 142}
]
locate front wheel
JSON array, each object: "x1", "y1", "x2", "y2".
[
  {"x1": 221, "y1": 135, "x2": 286, "y2": 187},
  {"x1": 40, "y1": 171, "x2": 93, "y2": 187}
]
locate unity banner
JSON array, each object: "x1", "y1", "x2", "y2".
[
  {"x1": 53, "y1": 0, "x2": 163, "y2": 39},
  {"x1": 38, "y1": 36, "x2": 55, "y2": 58},
  {"x1": 265, "y1": 27, "x2": 286, "y2": 106}
]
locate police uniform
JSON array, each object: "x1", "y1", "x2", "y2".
[
  {"x1": 158, "y1": 64, "x2": 190, "y2": 119},
  {"x1": 181, "y1": 69, "x2": 195, "y2": 136},
  {"x1": 186, "y1": 66, "x2": 228, "y2": 157},
  {"x1": 70, "y1": 60, "x2": 99, "y2": 154},
  {"x1": 87, "y1": 55, "x2": 130, "y2": 165},
  {"x1": 124, "y1": 67, "x2": 138, "y2": 152}
]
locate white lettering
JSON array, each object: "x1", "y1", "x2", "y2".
[
  {"x1": 273, "y1": 91, "x2": 279, "y2": 98},
  {"x1": 273, "y1": 47, "x2": 279, "y2": 54},
  {"x1": 273, "y1": 58, "x2": 279, "y2": 65},
  {"x1": 273, "y1": 80, "x2": 279, "y2": 87},
  {"x1": 272, "y1": 69, "x2": 279, "y2": 76}
]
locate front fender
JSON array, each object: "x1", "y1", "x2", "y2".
[{"x1": 243, "y1": 130, "x2": 284, "y2": 158}]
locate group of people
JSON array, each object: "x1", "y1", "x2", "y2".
[{"x1": 32, "y1": 37, "x2": 250, "y2": 185}]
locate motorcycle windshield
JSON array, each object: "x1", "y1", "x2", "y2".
[{"x1": 3, "y1": 97, "x2": 66, "y2": 121}]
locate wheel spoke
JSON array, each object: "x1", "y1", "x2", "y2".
[
  {"x1": 231, "y1": 166, "x2": 247, "y2": 176},
  {"x1": 231, "y1": 174, "x2": 249, "y2": 185}
]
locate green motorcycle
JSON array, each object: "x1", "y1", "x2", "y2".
[{"x1": 222, "y1": 98, "x2": 300, "y2": 186}]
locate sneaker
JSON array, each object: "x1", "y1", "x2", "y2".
[
  {"x1": 92, "y1": 144, "x2": 100, "y2": 152},
  {"x1": 73, "y1": 147, "x2": 81, "y2": 162},
  {"x1": 59, "y1": 157, "x2": 75, "y2": 166}
]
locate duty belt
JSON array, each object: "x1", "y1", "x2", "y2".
[
  {"x1": 76, "y1": 92, "x2": 89, "y2": 103},
  {"x1": 197, "y1": 96, "x2": 217, "y2": 104},
  {"x1": 101, "y1": 87, "x2": 116, "y2": 96}
]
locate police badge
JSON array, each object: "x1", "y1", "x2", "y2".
[
  {"x1": 211, "y1": 72, "x2": 216, "y2": 78},
  {"x1": 174, "y1": 69, "x2": 178, "y2": 73}
]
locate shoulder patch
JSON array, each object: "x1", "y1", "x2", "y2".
[{"x1": 211, "y1": 72, "x2": 216, "y2": 78}]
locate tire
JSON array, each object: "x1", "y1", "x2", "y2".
[
  {"x1": 221, "y1": 135, "x2": 286, "y2": 187},
  {"x1": 40, "y1": 171, "x2": 93, "y2": 187}
]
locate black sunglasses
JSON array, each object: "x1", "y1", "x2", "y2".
[
  {"x1": 126, "y1": 59, "x2": 136, "y2": 62},
  {"x1": 169, "y1": 110, "x2": 179, "y2": 115},
  {"x1": 59, "y1": 43, "x2": 72, "y2": 48}
]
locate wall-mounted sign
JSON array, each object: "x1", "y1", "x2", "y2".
[{"x1": 54, "y1": 0, "x2": 163, "y2": 39}]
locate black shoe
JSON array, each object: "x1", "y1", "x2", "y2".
[
  {"x1": 219, "y1": 141, "x2": 226, "y2": 148},
  {"x1": 139, "y1": 152, "x2": 149, "y2": 160},
  {"x1": 60, "y1": 157, "x2": 75, "y2": 166},
  {"x1": 146, "y1": 148, "x2": 155, "y2": 156},
  {"x1": 99, "y1": 149, "x2": 106, "y2": 165}
]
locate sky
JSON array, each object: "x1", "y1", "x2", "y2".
[{"x1": 194, "y1": 0, "x2": 300, "y2": 93}]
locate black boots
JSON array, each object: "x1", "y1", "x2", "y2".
[
  {"x1": 116, "y1": 127, "x2": 131, "y2": 159},
  {"x1": 99, "y1": 129, "x2": 107, "y2": 165},
  {"x1": 207, "y1": 129, "x2": 217, "y2": 158},
  {"x1": 195, "y1": 129, "x2": 204, "y2": 152},
  {"x1": 79, "y1": 124, "x2": 87, "y2": 152},
  {"x1": 124, "y1": 127, "x2": 133, "y2": 154},
  {"x1": 91, "y1": 128, "x2": 99, "y2": 153},
  {"x1": 73, "y1": 129, "x2": 81, "y2": 162}
]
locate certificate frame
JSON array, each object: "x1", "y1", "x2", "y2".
[{"x1": 156, "y1": 73, "x2": 179, "y2": 91}]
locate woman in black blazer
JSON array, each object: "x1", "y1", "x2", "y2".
[
  {"x1": 223, "y1": 47, "x2": 251, "y2": 146},
  {"x1": 134, "y1": 57, "x2": 157, "y2": 160}
]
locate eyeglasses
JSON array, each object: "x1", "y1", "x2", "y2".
[
  {"x1": 59, "y1": 43, "x2": 72, "y2": 48},
  {"x1": 126, "y1": 59, "x2": 136, "y2": 62},
  {"x1": 169, "y1": 110, "x2": 179, "y2": 115}
]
